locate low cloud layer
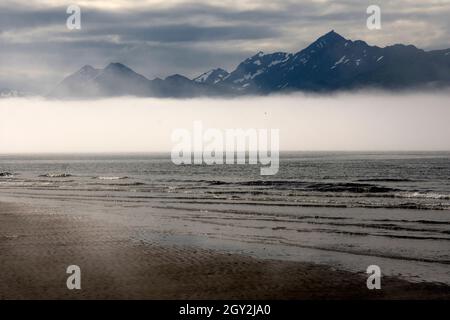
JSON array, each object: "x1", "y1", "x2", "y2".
[
  {"x1": 1, "y1": 0, "x2": 450, "y2": 93},
  {"x1": 1, "y1": 92, "x2": 449, "y2": 153}
]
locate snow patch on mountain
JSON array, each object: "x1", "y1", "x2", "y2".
[{"x1": 193, "y1": 68, "x2": 229, "y2": 85}]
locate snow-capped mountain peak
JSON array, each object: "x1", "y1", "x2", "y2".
[{"x1": 193, "y1": 68, "x2": 229, "y2": 84}]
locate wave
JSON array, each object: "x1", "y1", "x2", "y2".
[
  {"x1": 356, "y1": 178, "x2": 414, "y2": 182},
  {"x1": 296, "y1": 228, "x2": 450, "y2": 241},
  {"x1": 374, "y1": 218, "x2": 450, "y2": 225},
  {"x1": 305, "y1": 182, "x2": 397, "y2": 193},
  {"x1": 87, "y1": 182, "x2": 145, "y2": 186},
  {"x1": 168, "y1": 199, "x2": 448, "y2": 210},
  {"x1": 163, "y1": 179, "x2": 399, "y2": 194},
  {"x1": 235, "y1": 180, "x2": 398, "y2": 193},
  {"x1": 39, "y1": 173, "x2": 72, "y2": 178},
  {"x1": 95, "y1": 176, "x2": 129, "y2": 180},
  {"x1": 396, "y1": 192, "x2": 450, "y2": 200}
]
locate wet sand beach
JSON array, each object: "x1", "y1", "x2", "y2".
[{"x1": 1, "y1": 199, "x2": 449, "y2": 300}]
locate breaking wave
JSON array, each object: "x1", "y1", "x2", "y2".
[
  {"x1": 356, "y1": 178, "x2": 414, "y2": 182},
  {"x1": 95, "y1": 176, "x2": 129, "y2": 180},
  {"x1": 39, "y1": 173, "x2": 73, "y2": 178},
  {"x1": 208, "y1": 180, "x2": 399, "y2": 193},
  {"x1": 397, "y1": 192, "x2": 450, "y2": 200}
]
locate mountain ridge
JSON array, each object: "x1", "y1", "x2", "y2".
[{"x1": 48, "y1": 30, "x2": 450, "y2": 98}]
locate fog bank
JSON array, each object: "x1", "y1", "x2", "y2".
[{"x1": 1, "y1": 92, "x2": 449, "y2": 153}]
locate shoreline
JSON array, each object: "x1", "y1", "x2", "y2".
[{"x1": 1, "y1": 199, "x2": 449, "y2": 300}]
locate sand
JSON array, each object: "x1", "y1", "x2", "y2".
[{"x1": 0, "y1": 200, "x2": 449, "y2": 300}]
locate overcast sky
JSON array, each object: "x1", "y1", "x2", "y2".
[{"x1": 1, "y1": 0, "x2": 450, "y2": 93}]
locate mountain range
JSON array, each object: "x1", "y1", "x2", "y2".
[
  {"x1": 0, "y1": 88, "x2": 26, "y2": 98},
  {"x1": 49, "y1": 30, "x2": 450, "y2": 98}
]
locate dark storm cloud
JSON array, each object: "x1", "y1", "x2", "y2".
[
  {"x1": 0, "y1": 2, "x2": 293, "y2": 32},
  {"x1": 64, "y1": 24, "x2": 279, "y2": 42},
  {"x1": 0, "y1": 6, "x2": 62, "y2": 30}
]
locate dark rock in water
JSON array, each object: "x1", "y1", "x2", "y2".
[{"x1": 0, "y1": 172, "x2": 13, "y2": 177}]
